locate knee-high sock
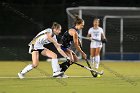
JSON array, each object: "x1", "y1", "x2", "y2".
[
  {"x1": 51, "y1": 59, "x2": 61, "y2": 73},
  {"x1": 20, "y1": 64, "x2": 33, "y2": 75},
  {"x1": 59, "y1": 60, "x2": 71, "y2": 72},
  {"x1": 95, "y1": 55, "x2": 100, "y2": 69},
  {"x1": 90, "y1": 57, "x2": 95, "y2": 65}
]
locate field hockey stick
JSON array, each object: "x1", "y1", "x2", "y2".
[
  {"x1": 79, "y1": 36, "x2": 102, "y2": 42},
  {"x1": 85, "y1": 59, "x2": 104, "y2": 75},
  {"x1": 77, "y1": 41, "x2": 96, "y2": 77},
  {"x1": 85, "y1": 59, "x2": 97, "y2": 77},
  {"x1": 85, "y1": 59, "x2": 94, "y2": 76},
  {"x1": 74, "y1": 62, "x2": 104, "y2": 75}
]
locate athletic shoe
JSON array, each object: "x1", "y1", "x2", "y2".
[
  {"x1": 61, "y1": 74, "x2": 69, "y2": 78},
  {"x1": 53, "y1": 71, "x2": 64, "y2": 77},
  {"x1": 56, "y1": 74, "x2": 69, "y2": 78},
  {"x1": 18, "y1": 73, "x2": 25, "y2": 79},
  {"x1": 55, "y1": 76, "x2": 62, "y2": 78}
]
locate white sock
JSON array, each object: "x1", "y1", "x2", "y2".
[
  {"x1": 90, "y1": 57, "x2": 95, "y2": 66},
  {"x1": 20, "y1": 64, "x2": 33, "y2": 75},
  {"x1": 51, "y1": 59, "x2": 61, "y2": 73},
  {"x1": 95, "y1": 55, "x2": 100, "y2": 69}
]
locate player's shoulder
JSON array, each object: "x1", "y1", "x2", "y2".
[
  {"x1": 69, "y1": 28, "x2": 76, "y2": 31},
  {"x1": 89, "y1": 27, "x2": 93, "y2": 30},
  {"x1": 44, "y1": 28, "x2": 52, "y2": 33},
  {"x1": 98, "y1": 27, "x2": 104, "y2": 33},
  {"x1": 98, "y1": 27, "x2": 103, "y2": 30},
  {"x1": 88, "y1": 27, "x2": 94, "y2": 31},
  {"x1": 69, "y1": 28, "x2": 77, "y2": 34}
]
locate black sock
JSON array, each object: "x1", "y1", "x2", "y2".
[{"x1": 60, "y1": 61, "x2": 72, "y2": 72}]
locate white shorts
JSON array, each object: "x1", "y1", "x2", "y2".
[
  {"x1": 90, "y1": 41, "x2": 102, "y2": 48},
  {"x1": 28, "y1": 42, "x2": 44, "y2": 54}
]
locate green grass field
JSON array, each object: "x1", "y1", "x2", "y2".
[{"x1": 0, "y1": 61, "x2": 140, "y2": 93}]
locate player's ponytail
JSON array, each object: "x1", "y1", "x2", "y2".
[
  {"x1": 51, "y1": 22, "x2": 61, "y2": 29},
  {"x1": 74, "y1": 15, "x2": 84, "y2": 25}
]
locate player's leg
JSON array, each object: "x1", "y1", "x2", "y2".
[
  {"x1": 94, "y1": 47, "x2": 102, "y2": 69},
  {"x1": 59, "y1": 49, "x2": 74, "y2": 72},
  {"x1": 90, "y1": 48, "x2": 96, "y2": 67},
  {"x1": 90, "y1": 41, "x2": 96, "y2": 67},
  {"x1": 41, "y1": 48, "x2": 63, "y2": 77},
  {"x1": 72, "y1": 51, "x2": 79, "y2": 62},
  {"x1": 58, "y1": 50, "x2": 78, "y2": 78},
  {"x1": 59, "y1": 49, "x2": 79, "y2": 72},
  {"x1": 18, "y1": 51, "x2": 39, "y2": 79}
]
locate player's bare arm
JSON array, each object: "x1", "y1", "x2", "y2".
[
  {"x1": 101, "y1": 32, "x2": 107, "y2": 43},
  {"x1": 47, "y1": 32, "x2": 69, "y2": 59},
  {"x1": 69, "y1": 29, "x2": 87, "y2": 59},
  {"x1": 87, "y1": 33, "x2": 93, "y2": 40}
]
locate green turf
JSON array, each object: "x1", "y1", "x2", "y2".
[{"x1": 0, "y1": 61, "x2": 140, "y2": 93}]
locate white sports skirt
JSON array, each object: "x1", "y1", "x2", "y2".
[{"x1": 90, "y1": 41, "x2": 102, "y2": 48}]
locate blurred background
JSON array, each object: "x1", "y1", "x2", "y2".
[{"x1": 0, "y1": 0, "x2": 140, "y2": 60}]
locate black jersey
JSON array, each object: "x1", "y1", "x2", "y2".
[{"x1": 61, "y1": 27, "x2": 79, "y2": 48}]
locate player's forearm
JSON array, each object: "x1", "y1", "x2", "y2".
[
  {"x1": 50, "y1": 37, "x2": 68, "y2": 58},
  {"x1": 48, "y1": 37, "x2": 68, "y2": 55},
  {"x1": 57, "y1": 47, "x2": 68, "y2": 58},
  {"x1": 101, "y1": 33, "x2": 106, "y2": 40},
  {"x1": 47, "y1": 37, "x2": 58, "y2": 46},
  {"x1": 101, "y1": 33, "x2": 107, "y2": 43},
  {"x1": 75, "y1": 43, "x2": 84, "y2": 54},
  {"x1": 86, "y1": 34, "x2": 92, "y2": 40}
]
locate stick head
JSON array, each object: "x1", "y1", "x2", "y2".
[
  {"x1": 100, "y1": 70, "x2": 104, "y2": 75},
  {"x1": 93, "y1": 72, "x2": 98, "y2": 77}
]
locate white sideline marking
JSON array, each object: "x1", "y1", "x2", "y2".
[{"x1": 0, "y1": 76, "x2": 92, "y2": 79}]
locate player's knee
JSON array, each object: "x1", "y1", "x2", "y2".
[
  {"x1": 95, "y1": 51, "x2": 100, "y2": 56},
  {"x1": 95, "y1": 53, "x2": 100, "y2": 56},
  {"x1": 91, "y1": 55, "x2": 95, "y2": 58}
]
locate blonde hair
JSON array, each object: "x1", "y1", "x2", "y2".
[
  {"x1": 51, "y1": 22, "x2": 61, "y2": 29},
  {"x1": 93, "y1": 18, "x2": 100, "y2": 22}
]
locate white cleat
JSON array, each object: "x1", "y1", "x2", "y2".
[
  {"x1": 18, "y1": 73, "x2": 25, "y2": 79},
  {"x1": 61, "y1": 74, "x2": 69, "y2": 78},
  {"x1": 53, "y1": 71, "x2": 64, "y2": 77},
  {"x1": 55, "y1": 76, "x2": 62, "y2": 78}
]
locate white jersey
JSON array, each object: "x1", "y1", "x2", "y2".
[
  {"x1": 88, "y1": 27, "x2": 103, "y2": 41},
  {"x1": 28, "y1": 28, "x2": 57, "y2": 53},
  {"x1": 29, "y1": 28, "x2": 57, "y2": 45},
  {"x1": 88, "y1": 27, "x2": 103, "y2": 48}
]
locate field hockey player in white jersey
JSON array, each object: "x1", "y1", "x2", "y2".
[
  {"x1": 18, "y1": 22, "x2": 70, "y2": 79},
  {"x1": 87, "y1": 18, "x2": 107, "y2": 69}
]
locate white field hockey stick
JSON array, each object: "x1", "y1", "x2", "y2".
[
  {"x1": 79, "y1": 36, "x2": 102, "y2": 42},
  {"x1": 74, "y1": 62, "x2": 104, "y2": 75}
]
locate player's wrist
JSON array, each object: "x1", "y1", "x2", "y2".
[
  {"x1": 65, "y1": 57, "x2": 70, "y2": 60},
  {"x1": 102, "y1": 39, "x2": 107, "y2": 43},
  {"x1": 89, "y1": 37, "x2": 93, "y2": 40},
  {"x1": 81, "y1": 51, "x2": 85, "y2": 54},
  {"x1": 65, "y1": 57, "x2": 71, "y2": 63}
]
